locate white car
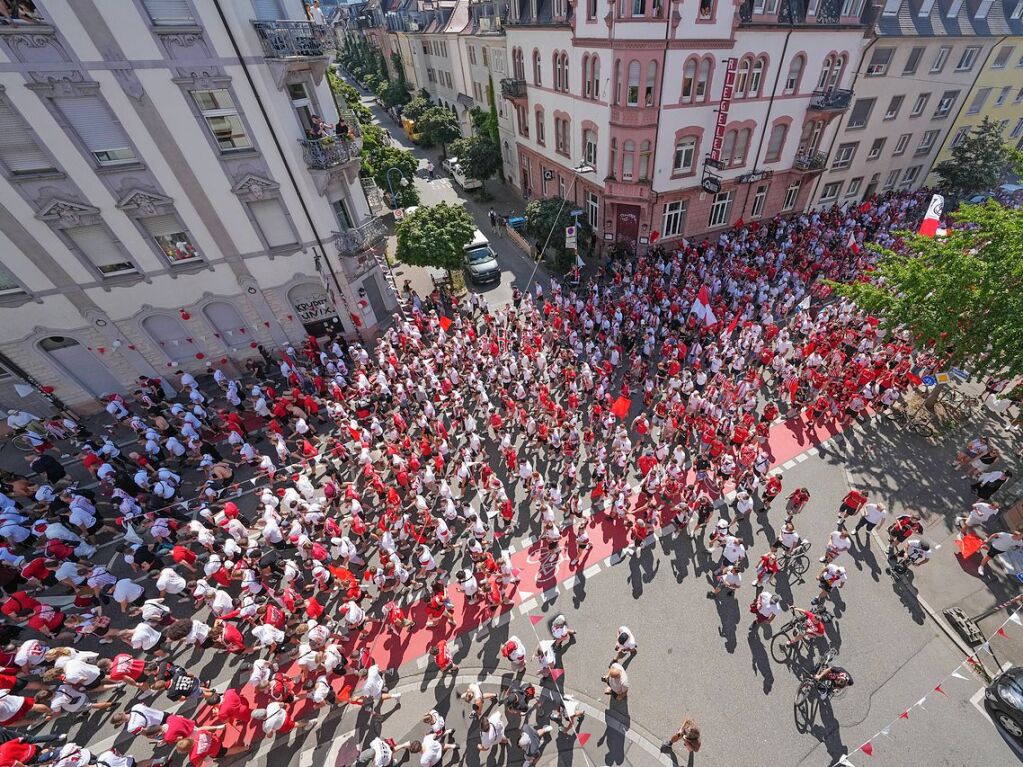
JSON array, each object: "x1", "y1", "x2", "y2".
[{"x1": 442, "y1": 157, "x2": 482, "y2": 190}]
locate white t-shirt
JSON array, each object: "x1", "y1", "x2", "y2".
[
  {"x1": 756, "y1": 593, "x2": 783, "y2": 619},
  {"x1": 0, "y1": 693, "x2": 27, "y2": 723},
  {"x1": 125, "y1": 704, "x2": 165, "y2": 734},
  {"x1": 370, "y1": 737, "x2": 393, "y2": 767},
  {"x1": 130, "y1": 622, "x2": 162, "y2": 651},
  {"x1": 967, "y1": 502, "x2": 998, "y2": 526},
  {"x1": 50, "y1": 684, "x2": 90, "y2": 713},
  {"x1": 96, "y1": 750, "x2": 135, "y2": 767},
  {"x1": 261, "y1": 702, "x2": 288, "y2": 734},
  {"x1": 113, "y1": 578, "x2": 144, "y2": 604},
  {"x1": 419, "y1": 734, "x2": 443, "y2": 767},
  {"x1": 828, "y1": 532, "x2": 852, "y2": 554},
  {"x1": 862, "y1": 503, "x2": 887, "y2": 525},
  {"x1": 15, "y1": 639, "x2": 48, "y2": 668},
  {"x1": 63, "y1": 658, "x2": 101, "y2": 686}
]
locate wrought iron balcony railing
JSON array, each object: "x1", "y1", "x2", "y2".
[
  {"x1": 500, "y1": 78, "x2": 527, "y2": 99},
  {"x1": 252, "y1": 20, "x2": 337, "y2": 59},
  {"x1": 300, "y1": 137, "x2": 360, "y2": 170},
  {"x1": 809, "y1": 88, "x2": 853, "y2": 111},
  {"x1": 793, "y1": 151, "x2": 828, "y2": 172},
  {"x1": 334, "y1": 219, "x2": 388, "y2": 256}
]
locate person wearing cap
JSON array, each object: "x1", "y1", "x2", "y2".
[
  {"x1": 551, "y1": 614, "x2": 576, "y2": 648},
  {"x1": 602, "y1": 662, "x2": 629, "y2": 700},
  {"x1": 752, "y1": 590, "x2": 784, "y2": 627}
]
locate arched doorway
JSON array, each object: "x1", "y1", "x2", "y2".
[
  {"x1": 202, "y1": 301, "x2": 250, "y2": 350},
  {"x1": 38, "y1": 336, "x2": 124, "y2": 397},
  {"x1": 142, "y1": 315, "x2": 202, "y2": 364},
  {"x1": 287, "y1": 282, "x2": 345, "y2": 338}
]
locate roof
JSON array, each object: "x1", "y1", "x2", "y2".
[{"x1": 877, "y1": 0, "x2": 1023, "y2": 37}]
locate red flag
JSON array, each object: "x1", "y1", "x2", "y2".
[
  {"x1": 998, "y1": 627, "x2": 1009, "y2": 638},
  {"x1": 898, "y1": 710, "x2": 910, "y2": 720},
  {"x1": 861, "y1": 741, "x2": 874, "y2": 756},
  {"x1": 611, "y1": 396, "x2": 631, "y2": 419},
  {"x1": 918, "y1": 194, "x2": 944, "y2": 237},
  {"x1": 529, "y1": 615, "x2": 543, "y2": 625},
  {"x1": 934, "y1": 683, "x2": 947, "y2": 697},
  {"x1": 549, "y1": 668, "x2": 565, "y2": 681},
  {"x1": 577, "y1": 733, "x2": 591, "y2": 746},
  {"x1": 847, "y1": 231, "x2": 860, "y2": 254},
  {"x1": 438, "y1": 315, "x2": 452, "y2": 332},
  {"x1": 905, "y1": 372, "x2": 923, "y2": 386},
  {"x1": 725, "y1": 313, "x2": 739, "y2": 336}
]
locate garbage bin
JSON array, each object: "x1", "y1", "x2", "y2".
[{"x1": 507, "y1": 216, "x2": 526, "y2": 232}]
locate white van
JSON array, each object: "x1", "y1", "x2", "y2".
[
  {"x1": 462, "y1": 229, "x2": 500, "y2": 284},
  {"x1": 443, "y1": 157, "x2": 482, "y2": 191}
]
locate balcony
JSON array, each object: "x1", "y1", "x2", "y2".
[
  {"x1": 604, "y1": 179, "x2": 653, "y2": 201},
  {"x1": 809, "y1": 89, "x2": 853, "y2": 112},
  {"x1": 610, "y1": 106, "x2": 659, "y2": 129},
  {"x1": 793, "y1": 151, "x2": 828, "y2": 172},
  {"x1": 252, "y1": 20, "x2": 337, "y2": 60},
  {"x1": 738, "y1": 0, "x2": 864, "y2": 25},
  {"x1": 501, "y1": 78, "x2": 527, "y2": 100},
  {"x1": 301, "y1": 137, "x2": 361, "y2": 170},
  {"x1": 334, "y1": 219, "x2": 388, "y2": 256}
]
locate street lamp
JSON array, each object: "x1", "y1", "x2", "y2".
[{"x1": 385, "y1": 167, "x2": 409, "y2": 209}]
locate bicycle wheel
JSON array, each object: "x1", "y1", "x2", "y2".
[
  {"x1": 771, "y1": 632, "x2": 796, "y2": 664},
  {"x1": 795, "y1": 680, "x2": 814, "y2": 709},
  {"x1": 12, "y1": 434, "x2": 36, "y2": 452},
  {"x1": 908, "y1": 419, "x2": 936, "y2": 438},
  {"x1": 791, "y1": 554, "x2": 811, "y2": 577}
]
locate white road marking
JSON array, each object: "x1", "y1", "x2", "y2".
[
  {"x1": 782, "y1": 459, "x2": 797, "y2": 469},
  {"x1": 795, "y1": 453, "x2": 809, "y2": 463},
  {"x1": 583, "y1": 564, "x2": 602, "y2": 578},
  {"x1": 518, "y1": 598, "x2": 537, "y2": 614},
  {"x1": 562, "y1": 576, "x2": 578, "y2": 589}
]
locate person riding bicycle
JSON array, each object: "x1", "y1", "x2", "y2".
[
  {"x1": 786, "y1": 607, "x2": 827, "y2": 647},
  {"x1": 771, "y1": 521, "x2": 802, "y2": 558},
  {"x1": 813, "y1": 664, "x2": 854, "y2": 700}
]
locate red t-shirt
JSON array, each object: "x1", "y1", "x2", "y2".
[
  {"x1": 0, "y1": 739, "x2": 36, "y2": 767},
  {"x1": 0, "y1": 591, "x2": 38, "y2": 617},
  {"x1": 21, "y1": 558, "x2": 51, "y2": 582},
  {"x1": 217, "y1": 688, "x2": 251, "y2": 723},
  {"x1": 109, "y1": 653, "x2": 146, "y2": 682},
  {"x1": 188, "y1": 730, "x2": 222, "y2": 765},
  {"x1": 163, "y1": 714, "x2": 196, "y2": 744}
]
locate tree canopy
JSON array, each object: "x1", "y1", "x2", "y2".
[
  {"x1": 836, "y1": 200, "x2": 1023, "y2": 377},
  {"x1": 524, "y1": 197, "x2": 590, "y2": 271},
  {"x1": 449, "y1": 135, "x2": 502, "y2": 184},
  {"x1": 377, "y1": 79, "x2": 410, "y2": 109},
  {"x1": 933, "y1": 117, "x2": 1018, "y2": 199},
  {"x1": 365, "y1": 145, "x2": 420, "y2": 207},
  {"x1": 417, "y1": 106, "x2": 461, "y2": 151},
  {"x1": 401, "y1": 95, "x2": 432, "y2": 123},
  {"x1": 395, "y1": 203, "x2": 476, "y2": 271}
]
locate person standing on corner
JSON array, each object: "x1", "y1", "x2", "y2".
[{"x1": 661, "y1": 717, "x2": 701, "y2": 754}]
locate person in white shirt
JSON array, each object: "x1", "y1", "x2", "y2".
[
  {"x1": 854, "y1": 502, "x2": 887, "y2": 536},
  {"x1": 113, "y1": 702, "x2": 167, "y2": 736},
  {"x1": 476, "y1": 710, "x2": 508, "y2": 753},
  {"x1": 411, "y1": 733, "x2": 458, "y2": 767},
  {"x1": 753, "y1": 591, "x2": 784, "y2": 626},
  {"x1": 820, "y1": 529, "x2": 852, "y2": 563},
  {"x1": 957, "y1": 501, "x2": 999, "y2": 537}
]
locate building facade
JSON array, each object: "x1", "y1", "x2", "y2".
[
  {"x1": 809, "y1": 0, "x2": 1023, "y2": 206},
  {"x1": 0, "y1": 0, "x2": 396, "y2": 412},
  {"x1": 502, "y1": 0, "x2": 871, "y2": 250}
]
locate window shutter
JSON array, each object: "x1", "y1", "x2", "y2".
[
  {"x1": 141, "y1": 0, "x2": 194, "y2": 24},
  {"x1": 0, "y1": 102, "x2": 53, "y2": 173},
  {"x1": 251, "y1": 0, "x2": 283, "y2": 20},
  {"x1": 141, "y1": 214, "x2": 184, "y2": 238},
  {"x1": 66, "y1": 225, "x2": 134, "y2": 275},
  {"x1": 249, "y1": 200, "x2": 296, "y2": 248},
  {"x1": 57, "y1": 98, "x2": 131, "y2": 156}
]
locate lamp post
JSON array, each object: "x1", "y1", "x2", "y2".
[{"x1": 385, "y1": 167, "x2": 409, "y2": 209}]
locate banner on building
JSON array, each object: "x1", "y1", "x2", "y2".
[{"x1": 710, "y1": 58, "x2": 739, "y2": 164}]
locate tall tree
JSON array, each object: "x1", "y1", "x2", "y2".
[
  {"x1": 365, "y1": 145, "x2": 420, "y2": 207},
  {"x1": 524, "y1": 197, "x2": 591, "y2": 271},
  {"x1": 401, "y1": 94, "x2": 432, "y2": 123},
  {"x1": 449, "y1": 135, "x2": 502, "y2": 185},
  {"x1": 395, "y1": 203, "x2": 476, "y2": 272},
  {"x1": 933, "y1": 117, "x2": 1016, "y2": 199},
  {"x1": 836, "y1": 200, "x2": 1023, "y2": 377},
  {"x1": 417, "y1": 106, "x2": 462, "y2": 155}
]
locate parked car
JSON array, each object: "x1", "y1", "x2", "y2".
[
  {"x1": 462, "y1": 229, "x2": 500, "y2": 285},
  {"x1": 442, "y1": 157, "x2": 482, "y2": 190},
  {"x1": 985, "y1": 666, "x2": 1023, "y2": 740}
]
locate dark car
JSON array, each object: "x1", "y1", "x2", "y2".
[{"x1": 985, "y1": 666, "x2": 1023, "y2": 740}]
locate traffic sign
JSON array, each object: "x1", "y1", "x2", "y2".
[
  {"x1": 1017, "y1": 572, "x2": 1023, "y2": 585},
  {"x1": 922, "y1": 375, "x2": 936, "y2": 386},
  {"x1": 951, "y1": 367, "x2": 970, "y2": 381},
  {"x1": 393, "y1": 208, "x2": 405, "y2": 222},
  {"x1": 570, "y1": 209, "x2": 584, "y2": 217}
]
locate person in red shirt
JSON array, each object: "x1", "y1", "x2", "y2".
[
  {"x1": 429, "y1": 639, "x2": 459, "y2": 674},
  {"x1": 0, "y1": 592, "x2": 38, "y2": 619},
  {"x1": 213, "y1": 687, "x2": 252, "y2": 725},
  {"x1": 176, "y1": 730, "x2": 248, "y2": 765},
  {"x1": 763, "y1": 474, "x2": 783, "y2": 509},
  {"x1": 103, "y1": 653, "x2": 149, "y2": 691},
  {"x1": 838, "y1": 489, "x2": 867, "y2": 525}
]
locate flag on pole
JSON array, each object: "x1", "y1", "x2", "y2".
[
  {"x1": 691, "y1": 286, "x2": 717, "y2": 326},
  {"x1": 918, "y1": 194, "x2": 945, "y2": 237},
  {"x1": 724, "y1": 313, "x2": 740, "y2": 336},
  {"x1": 438, "y1": 315, "x2": 452, "y2": 332},
  {"x1": 611, "y1": 396, "x2": 631, "y2": 419},
  {"x1": 798, "y1": 294, "x2": 812, "y2": 311},
  {"x1": 847, "y1": 231, "x2": 860, "y2": 254},
  {"x1": 861, "y1": 741, "x2": 874, "y2": 757}
]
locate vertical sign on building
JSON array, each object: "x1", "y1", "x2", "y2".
[{"x1": 710, "y1": 58, "x2": 739, "y2": 164}]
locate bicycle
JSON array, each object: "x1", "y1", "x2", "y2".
[
  {"x1": 772, "y1": 539, "x2": 811, "y2": 584},
  {"x1": 794, "y1": 647, "x2": 841, "y2": 709},
  {"x1": 944, "y1": 388, "x2": 979, "y2": 416},
  {"x1": 770, "y1": 606, "x2": 833, "y2": 664}
]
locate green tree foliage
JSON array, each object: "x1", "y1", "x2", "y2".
[
  {"x1": 449, "y1": 135, "x2": 502, "y2": 184},
  {"x1": 376, "y1": 50, "x2": 390, "y2": 82},
  {"x1": 327, "y1": 71, "x2": 372, "y2": 125},
  {"x1": 377, "y1": 79, "x2": 410, "y2": 109},
  {"x1": 391, "y1": 52, "x2": 407, "y2": 87},
  {"x1": 367, "y1": 145, "x2": 420, "y2": 207},
  {"x1": 417, "y1": 106, "x2": 461, "y2": 153},
  {"x1": 524, "y1": 197, "x2": 590, "y2": 271},
  {"x1": 401, "y1": 94, "x2": 432, "y2": 123},
  {"x1": 395, "y1": 203, "x2": 475, "y2": 271},
  {"x1": 836, "y1": 200, "x2": 1023, "y2": 376},
  {"x1": 933, "y1": 117, "x2": 1017, "y2": 199}
]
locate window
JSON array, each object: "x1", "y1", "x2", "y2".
[
  {"x1": 632, "y1": 0, "x2": 646, "y2": 15},
  {"x1": 881, "y1": 0, "x2": 901, "y2": 14},
  {"x1": 535, "y1": 109, "x2": 545, "y2": 145},
  {"x1": 749, "y1": 57, "x2": 765, "y2": 97},
  {"x1": 555, "y1": 117, "x2": 570, "y2": 155},
  {"x1": 765, "y1": 123, "x2": 787, "y2": 162},
  {"x1": 753, "y1": 0, "x2": 780, "y2": 12},
  {"x1": 0, "y1": 100, "x2": 55, "y2": 175},
  {"x1": 931, "y1": 46, "x2": 951, "y2": 73},
  {"x1": 951, "y1": 126, "x2": 970, "y2": 147},
  {"x1": 750, "y1": 184, "x2": 768, "y2": 218},
  {"x1": 673, "y1": 136, "x2": 696, "y2": 173},
  {"x1": 682, "y1": 59, "x2": 697, "y2": 100},
  {"x1": 996, "y1": 86, "x2": 1013, "y2": 107},
  {"x1": 57, "y1": 97, "x2": 136, "y2": 165},
  {"x1": 882, "y1": 168, "x2": 900, "y2": 190},
  {"x1": 956, "y1": 46, "x2": 980, "y2": 72},
  {"x1": 141, "y1": 0, "x2": 194, "y2": 24},
  {"x1": 884, "y1": 95, "x2": 904, "y2": 120},
  {"x1": 735, "y1": 58, "x2": 750, "y2": 98},
  {"x1": 865, "y1": 48, "x2": 893, "y2": 76},
  {"x1": 976, "y1": 0, "x2": 994, "y2": 18},
  {"x1": 588, "y1": 0, "x2": 598, "y2": 17},
  {"x1": 867, "y1": 137, "x2": 886, "y2": 159},
  {"x1": 893, "y1": 133, "x2": 911, "y2": 155},
  {"x1": 832, "y1": 142, "x2": 857, "y2": 169},
  {"x1": 903, "y1": 46, "x2": 924, "y2": 75},
  {"x1": 841, "y1": 0, "x2": 864, "y2": 15},
  {"x1": 698, "y1": 0, "x2": 714, "y2": 18},
  {"x1": 820, "y1": 181, "x2": 842, "y2": 203},
  {"x1": 847, "y1": 98, "x2": 875, "y2": 129},
  {"x1": 584, "y1": 129, "x2": 598, "y2": 166},
  {"x1": 622, "y1": 139, "x2": 635, "y2": 180},
  {"x1": 916, "y1": 129, "x2": 939, "y2": 154},
  {"x1": 483, "y1": 47, "x2": 491, "y2": 68},
  {"x1": 585, "y1": 191, "x2": 599, "y2": 228},
  {"x1": 639, "y1": 140, "x2": 652, "y2": 180},
  {"x1": 967, "y1": 87, "x2": 992, "y2": 115},
  {"x1": 142, "y1": 215, "x2": 200, "y2": 264},
  {"x1": 1012, "y1": 119, "x2": 1023, "y2": 139},
  {"x1": 515, "y1": 105, "x2": 528, "y2": 137},
  {"x1": 627, "y1": 61, "x2": 641, "y2": 106},
  {"x1": 845, "y1": 177, "x2": 863, "y2": 197},
  {"x1": 192, "y1": 90, "x2": 252, "y2": 152},
  {"x1": 532, "y1": 50, "x2": 541, "y2": 85},
  {"x1": 901, "y1": 165, "x2": 922, "y2": 187},
  {"x1": 993, "y1": 46, "x2": 1015, "y2": 69},
  {"x1": 784, "y1": 55, "x2": 804, "y2": 94},
  {"x1": 662, "y1": 200, "x2": 687, "y2": 238},
  {"x1": 909, "y1": 93, "x2": 929, "y2": 117},
  {"x1": 332, "y1": 199, "x2": 353, "y2": 230},
  {"x1": 0, "y1": 264, "x2": 21, "y2": 295},
  {"x1": 695, "y1": 57, "x2": 711, "y2": 99},
  {"x1": 645, "y1": 61, "x2": 657, "y2": 106},
  {"x1": 723, "y1": 128, "x2": 751, "y2": 167},
  {"x1": 708, "y1": 190, "x2": 733, "y2": 228},
  {"x1": 782, "y1": 181, "x2": 801, "y2": 211},
  {"x1": 67, "y1": 224, "x2": 135, "y2": 276},
  {"x1": 933, "y1": 90, "x2": 958, "y2": 118},
  {"x1": 248, "y1": 199, "x2": 297, "y2": 248}
]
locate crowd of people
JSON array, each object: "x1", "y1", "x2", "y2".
[{"x1": 0, "y1": 188, "x2": 978, "y2": 766}]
